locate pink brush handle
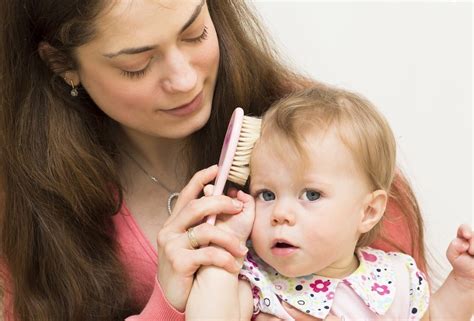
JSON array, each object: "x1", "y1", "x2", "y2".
[{"x1": 206, "y1": 108, "x2": 244, "y2": 225}]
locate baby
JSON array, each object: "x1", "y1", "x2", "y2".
[
  {"x1": 237, "y1": 87, "x2": 474, "y2": 320},
  {"x1": 186, "y1": 86, "x2": 474, "y2": 320}
]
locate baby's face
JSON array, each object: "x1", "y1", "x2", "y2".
[{"x1": 249, "y1": 129, "x2": 373, "y2": 278}]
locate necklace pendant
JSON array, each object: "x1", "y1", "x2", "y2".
[{"x1": 167, "y1": 192, "x2": 180, "y2": 216}]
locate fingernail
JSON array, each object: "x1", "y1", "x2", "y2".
[
  {"x1": 240, "y1": 241, "x2": 249, "y2": 254},
  {"x1": 234, "y1": 261, "x2": 243, "y2": 272},
  {"x1": 232, "y1": 199, "x2": 243, "y2": 209}
]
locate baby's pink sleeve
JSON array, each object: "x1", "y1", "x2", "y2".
[{"x1": 125, "y1": 278, "x2": 184, "y2": 321}]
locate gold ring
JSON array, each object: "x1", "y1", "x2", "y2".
[{"x1": 186, "y1": 227, "x2": 200, "y2": 250}]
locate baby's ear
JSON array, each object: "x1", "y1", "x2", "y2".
[{"x1": 358, "y1": 190, "x2": 387, "y2": 233}]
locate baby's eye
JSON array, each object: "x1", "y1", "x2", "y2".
[
  {"x1": 301, "y1": 190, "x2": 321, "y2": 201},
  {"x1": 258, "y1": 190, "x2": 275, "y2": 201}
]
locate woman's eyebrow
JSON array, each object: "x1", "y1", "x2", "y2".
[
  {"x1": 180, "y1": 0, "x2": 205, "y2": 33},
  {"x1": 103, "y1": 0, "x2": 205, "y2": 59},
  {"x1": 103, "y1": 45, "x2": 156, "y2": 58}
]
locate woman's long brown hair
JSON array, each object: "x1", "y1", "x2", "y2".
[{"x1": 0, "y1": 1, "x2": 425, "y2": 320}]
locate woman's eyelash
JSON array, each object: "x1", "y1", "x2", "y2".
[
  {"x1": 121, "y1": 67, "x2": 149, "y2": 79},
  {"x1": 187, "y1": 26, "x2": 208, "y2": 43},
  {"x1": 121, "y1": 58, "x2": 154, "y2": 79},
  {"x1": 121, "y1": 26, "x2": 208, "y2": 79}
]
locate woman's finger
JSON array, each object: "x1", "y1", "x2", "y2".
[
  {"x1": 165, "y1": 194, "x2": 243, "y2": 232},
  {"x1": 203, "y1": 184, "x2": 214, "y2": 196},
  {"x1": 182, "y1": 223, "x2": 248, "y2": 257},
  {"x1": 172, "y1": 164, "x2": 218, "y2": 215},
  {"x1": 170, "y1": 246, "x2": 243, "y2": 275}
]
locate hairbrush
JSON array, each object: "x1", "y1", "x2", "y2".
[{"x1": 206, "y1": 107, "x2": 261, "y2": 225}]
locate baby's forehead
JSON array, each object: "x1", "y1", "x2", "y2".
[
  {"x1": 249, "y1": 133, "x2": 311, "y2": 179},
  {"x1": 253, "y1": 125, "x2": 335, "y2": 156},
  {"x1": 250, "y1": 127, "x2": 361, "y2": 177}
]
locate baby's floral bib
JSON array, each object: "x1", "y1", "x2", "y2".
[{"x1": 240, "y1": 246, "x2": 429, "y2": 320}]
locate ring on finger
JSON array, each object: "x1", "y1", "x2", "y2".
[{"x1": 187, "y1": 227, "x2": 200, "y2": 250}]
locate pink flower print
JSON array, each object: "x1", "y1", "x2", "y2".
[
  {"x1": 326, "y1": 291, "x2": 335, "y2": 300},
  {"x1": 251, "y1": 286, "x2": 260, "y2": 299},
  {"x1": 247, "y1": 252, "x2": 259, "y2": 267},
  {"x1": 310, "y1": 279, "x2": 331, "y2": 293},
  {"x1": 371, "y1": 283, "x2": 390, "y2": 295},
  {"x1": 361, "y1": 250, "x2": 378, "y2": 262}
]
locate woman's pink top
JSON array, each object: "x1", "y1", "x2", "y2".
[
  {"x1": 2, "y1": 198, "x2": 419, "y2": 320},
  {"x1": 115, "y1": 202, "x2": 185, "y2": 321},
  {"x1": 2, "y1": 201, "x2": 184, "y2": 321}
]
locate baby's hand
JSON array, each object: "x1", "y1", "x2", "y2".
[{"x1": 446, "y1": 224, "x2": 474, "y2": 289}]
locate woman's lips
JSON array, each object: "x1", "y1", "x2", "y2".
[{"x1": 163, "y1": 91, "x2": 203, "y2": 117}]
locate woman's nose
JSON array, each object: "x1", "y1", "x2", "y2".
[
  {"x1": 161, "y1": 48, "x2": 197, "y2": 94},
  {"x1": 271, "y1": 200, "x2": 296, "y2": 226}
]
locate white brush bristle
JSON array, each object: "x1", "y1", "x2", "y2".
[{"x1": 228, "y1": 115, "x2": 261, "y2": 186}]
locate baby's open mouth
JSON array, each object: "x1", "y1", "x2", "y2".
[
  {"x1": 271, "y1": 239, "x2": 299, "y2": 256},
  {"x1": 272, "y1": 240, "x2": 297, "y2": 249},
  {"x1": 274, "y1": 242, "x2": 293, "y2": 248}
]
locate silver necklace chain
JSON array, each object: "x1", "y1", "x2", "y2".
[{"x1": 124, "y1": 151, "x2": 180, "y2": 215}]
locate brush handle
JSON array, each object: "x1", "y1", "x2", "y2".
[{"x1": 206, "y1": 108, "x2": 244, "y2": 225}]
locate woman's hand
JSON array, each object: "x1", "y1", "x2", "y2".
[
  {"x1": 203, "y1": 185, "x2": 255, "y2": 244},
  {"x1": 156, "y1": 165, "x2": 249, "y2": 311}
]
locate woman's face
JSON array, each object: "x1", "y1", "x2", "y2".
[{"x1": 74, "y1": 0, "x2": 219, "y2": 139}]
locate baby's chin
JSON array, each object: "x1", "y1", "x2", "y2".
[{"x1": 271, "y1": 263, "x2": 321, "y2": 278}]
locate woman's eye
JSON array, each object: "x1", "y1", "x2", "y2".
[
  {"x1": 184, "y1": 26, "x2": 208, "y2": 43},
  {"x1": 258, "y1": 190, "x2": 275, "y2": 201},
  {"x1": 120, "y1": 57, "x2": 155, "y2": 80},
  {"x1": 121, "y1": 67, "x2": 148, "y2": 79},
  {"x1": 301, "y1": 190, "x2": 321, "y2": 201}
]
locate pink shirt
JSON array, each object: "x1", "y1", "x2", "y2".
[
  {"x1": 2, "y1": 201, "x2": 184, "y2": 321},
  {"x1": 115, "y1": 202, "x2": 185, "y2": 321},
  {"x1": 2, "y1": 197, "x2": 420, "y2": 320}
]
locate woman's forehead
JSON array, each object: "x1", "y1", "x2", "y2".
[{"x1": 91, "y1": 0, "x2": 205, "y2": 48}]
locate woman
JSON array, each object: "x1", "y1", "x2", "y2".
[{"x1": 0, "y1": 1, "x2": 424, "y2": 320}]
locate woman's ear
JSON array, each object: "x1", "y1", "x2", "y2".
[
  {"x1": 38, "y1": 41, "x2": 80, "y2": 86},
  {"x1": 358, "y1": 190, "x2": 387, "y2": 233}
]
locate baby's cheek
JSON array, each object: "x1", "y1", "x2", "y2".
[{"x1": 250, "y1": 217, "x2": 266, "y2": 243}]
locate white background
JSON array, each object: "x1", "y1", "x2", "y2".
[{"x1": 252, "y1": 1, "x2": 472, "y2": 286}]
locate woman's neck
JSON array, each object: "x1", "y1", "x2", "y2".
[{"x1": 118, "y1": 126, "x2": 188, "y2": 192}]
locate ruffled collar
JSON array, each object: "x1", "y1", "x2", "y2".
[{"x1": 242, "y1": 247, "x2": 397, "y2": 319}]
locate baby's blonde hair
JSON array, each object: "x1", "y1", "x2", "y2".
[{"x1": 258, "y1": 86, "x2": 397, "y2": 247}]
